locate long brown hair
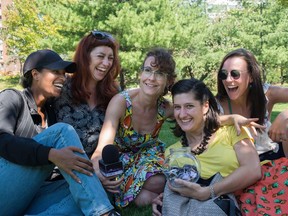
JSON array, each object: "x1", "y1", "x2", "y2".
[
  {"x1": 216, "y1": 48, "x2": 266, "y2": 125},
  {"x1": 71, "y1": 31, "x2": 121, "y2": 109}
]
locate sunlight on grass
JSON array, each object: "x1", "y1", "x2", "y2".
[{"x1": 0, "y1": 75, "x2": 287, "y2": 215}]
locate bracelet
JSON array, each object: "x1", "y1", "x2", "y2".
[{"x1": 209, "y1": 185, "x2": 216, "y2": 198}]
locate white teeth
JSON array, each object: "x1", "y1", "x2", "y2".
[
  {"x1": 54, "y1": 83, "x2": 63, "y2": 88},
  {"x1": 145, "y1": 83, "x2": 156, "y2": 87},
  {"x1": 181, "y1": 119, "x2": 191, "y2": 123},
  {"x1": 97, "y1": 68, "x2": 106, "y2": 72}
]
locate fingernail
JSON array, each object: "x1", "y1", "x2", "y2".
[{"x1": 78, "y1": 180, "x2": 82, "y2": 184}]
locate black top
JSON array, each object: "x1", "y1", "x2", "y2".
[{"x1": 0, "y1": 88, "x2": 56, "y2": 166}]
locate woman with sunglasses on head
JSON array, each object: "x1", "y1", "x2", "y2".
[
  {"x1": 91, "y1": 48, "x2": 177, "y2": 208},
  {"x1": 53, "y1": 30, "x2": 121, "y2": 215},
  {"x1": 0, "y1": 49, "x2": 120, "y2": 216},
  {"x1": 152, "y1": 78, "x2": 261, "y2": 216},
  {"x1": 55, "y1": 30, "x2": 120, "y2": 159},
  {"x1": 216, "y1": 48, "x2": 288, "y2": 215}
]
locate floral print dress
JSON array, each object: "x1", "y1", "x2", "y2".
[{"x1": 114, "y1": 91, "x2": 166, "y2": 207}]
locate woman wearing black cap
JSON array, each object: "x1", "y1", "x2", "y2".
[{"x1": 0, "y1": 49, "x2": 120, "y2": 216}]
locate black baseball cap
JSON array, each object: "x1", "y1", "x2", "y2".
[{"x1": 23, "y1": 49, "x2": 76, "y2": 75}]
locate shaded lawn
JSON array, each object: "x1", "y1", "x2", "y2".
[{"x1": 1, "y1": 75, "x2": 288, "y2": 215}]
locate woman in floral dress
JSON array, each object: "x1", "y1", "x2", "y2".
[{"x1": 92, "y1": 48, "x2": 177, "y2": 207}]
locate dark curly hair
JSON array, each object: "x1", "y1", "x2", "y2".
[
  {"x1": 142, "y1": 48, "x2": 177, "y2": 95},
  {"x1": 171, "y1": 78, "x2": 221, "y2": 155}
]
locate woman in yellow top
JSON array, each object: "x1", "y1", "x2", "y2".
[{"x1": 152, "y1": 78, "x2": 261, "y2": 216}]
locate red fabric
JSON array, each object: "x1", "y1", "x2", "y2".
[{"x1": 236, "y1": 158, "x2": 288, "y2": 215}]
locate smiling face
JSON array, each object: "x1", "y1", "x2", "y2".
[
  {"x1": 173, "y1": 92, "x2": 208, "y2": 134},
  {"x1": 221, "y1": 56, "x2": 253, "y2": 102},
  {"x1": 89, "y1": 45, "x2": 114, "y2": 82},
  {"x1": 32, "y1": 68, "x2": 66, "y2": 98},
  {"x1": 139, "y1": 56, "x2": 167, "y2": 97}
]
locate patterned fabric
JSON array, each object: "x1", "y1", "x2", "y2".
[
  {"x1": 54, "y1": 78, "x2": 105, "y2": 158},
  {"x1": 236, "y1": 157, "x2": 288, "y2": 215},
  {"x1": 114, "y1": 91, "x2": 166, "y2": 207}
]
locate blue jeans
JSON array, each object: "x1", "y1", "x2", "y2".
[{"x1": 0, "y1": 123, "x2": 113, "y2": 216}]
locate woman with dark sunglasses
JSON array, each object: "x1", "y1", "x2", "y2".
[{"x1": 216, "y1": 48, "x2": 288, "y2": 215}]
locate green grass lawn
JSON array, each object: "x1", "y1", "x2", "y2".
[{"x1": 1, "y1": 75, "x2": 287, "y2": 215}]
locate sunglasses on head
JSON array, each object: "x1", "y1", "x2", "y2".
[
  {"x1": 218, "y1": 69, "x2": 241, "y2": 80},
  {"x1": 91, "y1": 30, "x2": 113, "y2": 40}
]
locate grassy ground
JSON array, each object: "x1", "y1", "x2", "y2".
[{"x1": 1, "y1": 75, "x2": 287, "y2": 215}]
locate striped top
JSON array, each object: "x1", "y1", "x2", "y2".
[{"x1": 0, "y1": 88, "x2": 56, "y2": 165}]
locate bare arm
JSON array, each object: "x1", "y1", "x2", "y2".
[
  {"x1": 90, "y1": 93, "x2": 126, "y2": 192},
  {"x1": 91, "y1": 94, "x2": 125, "y2": 165},
  {"x1": 266, "y1": 85, "x2": 288, "y2": 114},
  {"x1": 211, "y1": 138, "x2": 261, "y2": 197},
  {"x1": 266, "y1": 85, "x2": 288, "y2": 145}
]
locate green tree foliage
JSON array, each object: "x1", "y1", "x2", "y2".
[
  {"x1": 1, "y1": 0, "x2": 61, "y2": 66},
  {"x1": 1, "y1": 0, "x2": 287, "y2": 87},
  {"x1": 205, "y1": 0, "x2": 288, "y2": 84}
]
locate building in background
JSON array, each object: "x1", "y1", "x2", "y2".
[
  {"x1": 205, "y1": 0, "x2": 240, "y2": 19},
  {"x1": 0, "y1": 0, "x2": 20, "y2": 75}
]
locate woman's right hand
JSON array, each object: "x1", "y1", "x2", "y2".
[
  {"x1": 95, "y1": 169, "x2": 123, "y2": 193},
  {"x1": 48, "y1": 147, "x2": 94, "y2": 183},
  {"x1": 152, "y1": 193, "x2": 163, "y2": 216}
]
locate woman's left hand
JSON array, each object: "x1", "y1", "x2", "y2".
[
  {"x1": 231, "y1": 115, "x2": 266, "y2": 136},
  {"x1": 168, "y1": 179, "x2": 210, "y2": 201}
]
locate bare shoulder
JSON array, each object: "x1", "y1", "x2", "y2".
[
  {"x1": 126, "y1": 88, "x2": 140, "y2": 99},
  {"x1": 110, "y1": 91, "x2": 126, "y2": 104}
]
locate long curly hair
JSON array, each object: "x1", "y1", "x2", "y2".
[{"x1": 171, "y1": 78, "x2": 221, "y2": 155}]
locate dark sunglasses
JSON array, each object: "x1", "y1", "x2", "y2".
[
  {"x1": 218, "y1": 69, "x2": 241, "y2": 80},
  {"x1": 91, "y1": 30, "x2": 113, "y2": 40}
]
